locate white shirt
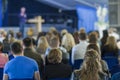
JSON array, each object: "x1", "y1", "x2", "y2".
[{"x1": 72, "y1": 40, "x2": 89, "y2": 64}]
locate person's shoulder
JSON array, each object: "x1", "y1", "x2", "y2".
[
  {"x1": 5, "y1": 58, "x2": 15, "y2": 67},
  {"x1": 73, "y1": 44, "x2": 79, "y2": 48},
  {"x1": 24, "y1": 56, "x2": 36, "y2": 62},
  {"x1": 24, "y1": 56, "x2": 38, "y2": 65},
  {"x1": 33, "y1": 51, "x2": 42, "y2": 58}
]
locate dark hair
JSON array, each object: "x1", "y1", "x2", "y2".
[
  {"x1": 16, "y1": 32, "x2": 22, "y2": 39},
  {"x1": 31, "y1": 38, "x2": 36, "y2": 46},
  {"x1": 23, "y1": 37, "x2": 32, "y2": 47},
  {"x1": 0, "y1": 42, "x2": 3, "y2": 51},
  {"x1": 11, "y1": 42, "x2": 22, "y2": 54},
  {"x1": 88, "y1": 32, "x2": 98, "y2": 43},
  {"x1": 79, "y1": 32, "x2": 87, "y2": 40}
]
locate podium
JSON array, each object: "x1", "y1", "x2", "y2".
[{"x1": 27, "y1": 16, "x2": 44, "y2": 34}]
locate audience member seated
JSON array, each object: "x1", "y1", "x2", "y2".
[
  {"x1": 60, "y1": 29, "x2": 68, "y2": 39},
  {"x1": 108, "y1": 28, "x2": 119, "y2": 41},
  {"x1": 72, "y1": 32, "x2": 88, "y2": 64},
  {"x1": 74, "y1": 50, "x2": 107, "y2": 80},
  {"x1": 36, "y1": 32, "x2": 46, "y2": 44},
  {"x1": 45, "y1": 36, "x2": 69, "y2": 64},
  {"x1": 37, "y1": 36, "x2": 49, "y2": 63},
  {"x1": 44, "y1": 49, "x2": 72, "y2": 80},
  {"x1": 7, "y1": 30, "x2": 16, "y2": 43},
  {"x1": 101, "y1": 36, "x2": 119, "y2": 57},
  {"x1": 0, "y1": 42, "x2": 8, "y2": 68},
  {"x1": 0, "y1": 42, "x2": 8, "y2": 80},
  {"x1": 61, "y1": 33, "x2": 75, "y2": 65},
  {"x1": 100, "y1": 30, "x2": 109, "y2": 51},
  {"x1": 3, "y1": 42, "x2": 40, "y2": 80},
  {"x1": 3, "y1": 38, "x2": 10, "y2": 53},
  {"x1": 88, "y1": 31, "x2": 100, "y2": 48},
  {"x1": 86, "y1": 43, "x2": 110, "y2": 79},
  {"x1": 23, "y1": 37, "x2": 44, "y2": 79},
  {"x1": 73, "y1": 31, "x2": 80, "y2": 44},
  {"x1": 0, "y1": 30, "x2": 7, "y2": 42}
]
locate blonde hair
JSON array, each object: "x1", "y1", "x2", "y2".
[
  {"x1": 61, "y1": 33, "x2": 75, "y2": 51},
  {"x1": 47, "y1": 49, "x2": 62, "y2": 64},
  {"x1": 37, "y1": 36, "x2": 49, "y2": 54},
  {"x1": 105, "y1": 36, "x2": 118, "y2": 50},
  {"x1": 75, "y1": 49, "x2": 102, "y2": 80},
  {"x1": 61, "y1": 29, "x2": 68, "y2": 37}
]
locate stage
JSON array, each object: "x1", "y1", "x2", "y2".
[{"x1": 0, "y1": 24, "x2": 75, "y2": 37}]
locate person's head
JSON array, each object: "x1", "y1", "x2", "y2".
[
  {"x1": 102, "y1": 30, "x2": 108, "y2": 38},
  {"x1": 37, "y1": 36, "x2": 49, "y2": 54},
  {"x1": 23, "y1": 37, "x2": 33, "y2": 48},
  {"x1": 105, "y1": 36, "x2": 118, "y2": 50},
  {"x1": 8, "y1": 30, "x2": 14, "y2": 38},
  {"x1": 0, "y1": 30, "x2": 7, "y2": 38},
  {"x1": 79, "y1": 32, "x2": 87, "y2": 41},
  {"x1": 47, "y1": 49, "x2": 62, "y2": 64},
  {"x1": 0, "y1": 42, "x2": 3, "y2": 52},
  {"x1": 49, "y1": 27, "x2": 57, "y2": 33},
  {"x1": 61, "y1": 33, "x2": 75, "y2": 51},
  {"x1": 45, "y1": 32, "x2": 54, "y2": 45},
  {"x1": 79, "y1": 49, "x2": 102, "y2": 80},
  {"x1": 79, "y1": 28, "x2": 86, "y2": 33},
  {"x1": 73, "y1": 31, "x2": 80, "y2": 44},
  {"x1": 11, "y1": 42, "x2": 23, "y2": 55},
  {"x1": 87, "y1": 43, "x2": 101, "y2": 56},
  {"x1": 88, "y1": 32, "x2": 98, "y2": 43},
  {"x1": 16, "y1": 32, "x2": 22, "y2": 39},
  {"x1": 49, "y1": 36, "x2": 60, "y2": 48},
  {"x1": 61, "y1": 29, "x2": 68, "y2": 37},
  {"x1": 94, "y1": 30, "x2": 100, "y2": 39},
  {"x1": 21, "y1": 7, "x2": 26, "y2": 13}
]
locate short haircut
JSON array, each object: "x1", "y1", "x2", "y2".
[
  {"x1": 47, "y1": 49, "x2": 62, "y2": 64},
  {"x1": 11, "y1": 42, "x2": 22, "y2": 54},
  {"x1": 23, "y1": 37, "x2": 32, "y2": 47},
  {"x1": 79, "y1": 32, "x2": 87, "y2": 40},
  {"x1": 49, "y1": 36, "x2": 59, "y2": 47}
]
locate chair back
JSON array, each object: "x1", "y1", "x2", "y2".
[
  {"x1": 110, "y1": 64, "x2": 120, "y2": 76},
  {"x1": 73, "y1": 59, "x2": 83, "y2": 70},
  {"x1": 111, "y1": 72, "x2": 120, "y2": 80},
  {"x1": 0, "y1": 68, "x2": 3, "y2": 80},
  {"x1": 102, "y1": 57, "x2": 119, "y2": 70}
]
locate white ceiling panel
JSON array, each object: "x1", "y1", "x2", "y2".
[{"x1": 37, "y1": 0, "x2": 108, "y2": 10}]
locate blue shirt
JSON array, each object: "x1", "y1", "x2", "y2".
[
  {"x1": 19, "y1": 13, "x2": 27, "y2": 23},
  {"x1": 4, "y1": 56, "x2": 39, "y2": 79}
]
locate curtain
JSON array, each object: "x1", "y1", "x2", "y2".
[{"x1": 77, "y1": 6, "x2": 97, "y2": 33}]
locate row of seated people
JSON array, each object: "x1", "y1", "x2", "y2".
[
  {"x1": 0, "y1": 28, "x2": 120, "y2": 80},
  {"x1": 1, "y1": 41, "x2": 119, "y2": 80}
]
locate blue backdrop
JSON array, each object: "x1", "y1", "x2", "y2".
[
  {"x1": 0, "y1": 0, "x2": 2, "y2": 27},
  {"x1": 77, "y1": 6, "x2": 97, "y2": 33}
]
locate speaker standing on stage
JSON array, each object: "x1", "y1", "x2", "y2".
[{"x1": 19, "y1": 7, "x2": 27, "y2": 38}]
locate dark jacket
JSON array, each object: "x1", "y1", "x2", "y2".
[
  {"x1": 44, "y1": 63, "x2": 72, "y2": 80},
  {"x1": 24, "y1": 48, "x2": 44, "y2": 78}
]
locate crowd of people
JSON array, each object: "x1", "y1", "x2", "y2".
[{"x1": 0, "y1": 27, "x2": 120, "y2": 80}]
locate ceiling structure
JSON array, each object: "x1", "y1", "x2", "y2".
[{"x1": 37, "y1": 0, "x2": 108, "y2": 10}]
